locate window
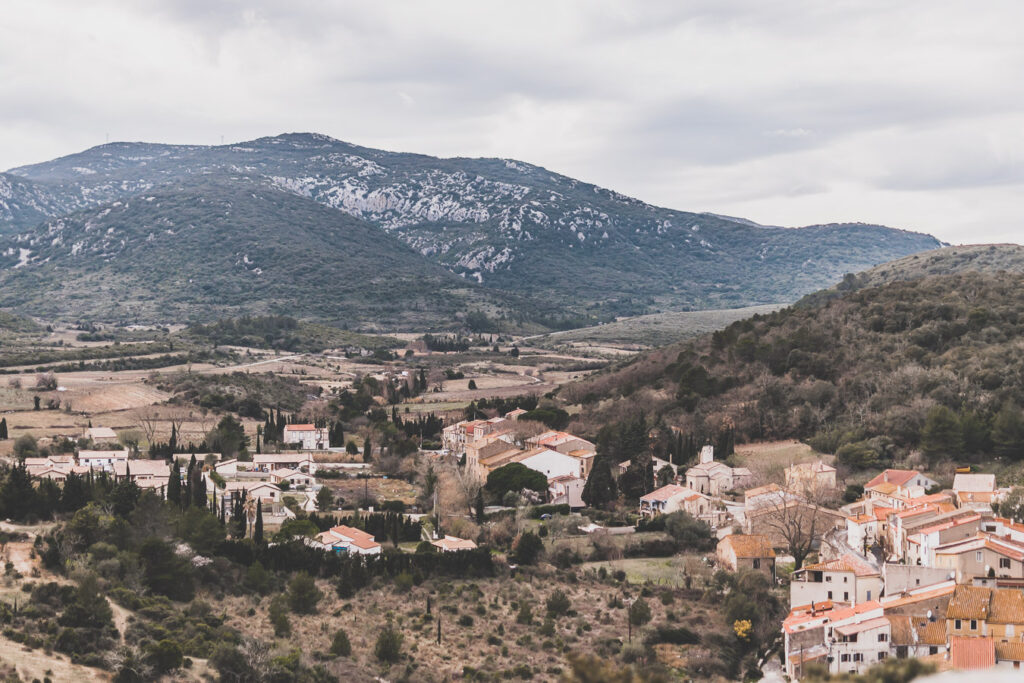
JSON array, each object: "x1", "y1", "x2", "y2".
[
  {"x1": 843, "y1": 576, "x2": 848, "y2": 583},
  {"x1": 753, "y1": 559, "x2": 760, "y2": 569},
  {"x1": 867, "y1": 590, "x2": 872, "y2": 601},
  {"x1": 828, "y1": 591, "x2": 833, "y2": 600},
  {"x1": 955, "y1": 620, "x2": 962, "y2": 630},
  {"x1": 878, "y1": 633, "x2": 888, "y2": 642},
  {"x1": 879, "y1": 652, "x2": 887, "y2": 660},
  {"x1": 854, "y1": 653, "x2": 863, "y2": 662},
  {"x1": 929, "y1": 646, "x2": 938, "y2": 655},
  {"x1": 826, "y1": 575, "x2": 832, "y2": 582},
  {"x1": 844, "y1": 592, "x2": 849, "y2": 601},
  {"x1": 977, "y1": 551, "x2": 983, "y2": 562},
  {"x1": 841, "y1": 654, "x2": 850, "y2": 663},
  {"x1": 970, "y1": 620, "x2": 977, "y2": 630},
  {"x1": 1000, "y1": 558, "x2": 1011, "y2": 569}
]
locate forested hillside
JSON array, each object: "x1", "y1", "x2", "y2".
[{"x1": 565, "y1": 265, "x2": 1024, "y2": 471}]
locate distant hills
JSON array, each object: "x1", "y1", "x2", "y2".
[
  {"x1": 0, "y1": 133, "x2": 943, "y2": 328},
  {"x1": 563, "y1": 244, "x2": 1024, "y2": 466}
]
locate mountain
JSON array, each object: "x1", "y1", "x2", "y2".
[
  {"x1": 1, "y1": 133, "x2": 943, "y2": 326},
  {"x1": 0, "y1": 175, "x2": 529, "y2": 327},
  {"x1": 562, "y1": 244, "x2": 1024, "y2": 468}
]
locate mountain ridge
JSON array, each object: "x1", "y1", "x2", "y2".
[{"x1": 1, "y1": 132, "x2": 944, "y2": 326}]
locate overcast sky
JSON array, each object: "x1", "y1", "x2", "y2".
[{"x1": 2, "y1": 0, "x2": 1022, "y2": 244}]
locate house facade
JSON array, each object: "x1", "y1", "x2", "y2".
[{"x1": 282, "y1": 424, "x2": 329, "y2": 450}]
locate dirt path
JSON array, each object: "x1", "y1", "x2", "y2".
[{"x1": 109, "y1": 600, "x2": 132, "y2": 642}]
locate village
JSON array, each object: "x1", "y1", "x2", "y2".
[{"x1": 10, "y1": 391, "x2": 1024, "y2": 679}]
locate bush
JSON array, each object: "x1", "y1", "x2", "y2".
[
  {"x1": 269, "y1": 596, "x2": 291, "y2": 637},
  {"x1": 629, "y1": 599, "x2": 652, "y2": 627},
  {"x1": 546, "y1": 590, "x2": 571, "y2": 617},
  {"x1": 512, "y1": 532, "x2": 544, "y2": 565},
  {"x1": 375, "y1": 623, "x2": 404, "y2": 663},
  {"x1": 330, "y1": 629, "x2": 352, "y2": 657},
  {"x1": 148, "y1": 639, "x2": 184, "y2": 673},
  {"x1": 287, "y1": 572, "x2": 322, "y2": 614}
]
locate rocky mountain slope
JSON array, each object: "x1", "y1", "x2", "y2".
[{"x1": 1, "y1": 133, "x2": 943, "y2": 326}]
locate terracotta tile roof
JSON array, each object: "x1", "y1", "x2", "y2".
[
  {"x1": 800, "y1": 553, "x2": 879, "y2": 577},
  {"x1": 988, "y1": 588, "x2": 1024, "y2": 624},
  {"x1": 283, "y1": 424, "x2": 317, "y2": 432},
  {"x1": 719, "y1": 534, "x2": 776, "y2": 558},
  {"x1": 947, "y1": 585, "x2": 992, "y2": 620},
  {"x1": 113, "y1": 460, "x2": 171, "y2": 477},
  {"x1": 950, "y1": 635, "x2": 995, "y2": 670},
  {"x1": 431, "y1": 535, "x2": 477, "y2": 551},
  {"x1": 995, "y1": 641, "x2": 1024, "y2": 662},
  {"x1": 917, "y1": 619, "x2": 948, "y2": 646},
  {"x1": 935, "y1": 533, "x2": 1024, "y2": 562},
  {"x1": 328, "y1": 525, "x2": 380, "y2": 550},
  {"x1": 866, "y1": 469, "x2": 922, "y2": 488},
  {"x1": 868, "y1": 481, "x2": 899, "y2": 495},
  {"x1": 640, "y1": 484, "x2": 701, "y2": 503}
]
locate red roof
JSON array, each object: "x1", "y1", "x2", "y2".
[
  {"x1": 950, "y1": 636, "x2": 995, "y2": 670},
  {"x1": 865, "y1": 469, "x2": 922, "y2": 488},
  {"x1": 284, "y1": 424, "x2": 317, "y2": 431}
]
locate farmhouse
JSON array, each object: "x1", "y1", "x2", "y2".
[
  {"x1": 717, "y1": 534, "x2": 776, "y2": 580},
  {"x1": 282, "y1": 424, "x2": 330, "y2": 450}
]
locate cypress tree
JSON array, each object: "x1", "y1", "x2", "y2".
[
  {"x1": 0, "y1": 417, "x2": 8, "y2": 440},
  {"x1": 582, "y1": 453, "x2": 618, "y2": 509},
  {"x1": 169, "y1": 423, "x2": 177, "y2": 453},
  {"x1": 254, "y1": 500, "x2": 264, "y2": 544},
  {"x1": 474, "y1": 489, "x2": 485, "y2": 524},
  {"x1": 256, "y1": 425, "x2": 262, "y2": 455},
  {"x1": 167, "y1": 461, "x2": 182, "y2": 507},
  {"x1": 191, "y1": 468, "x2": 206, "y2": 508},
  {"x1": 363, "y1": 436, "x2": 372, "y2": 463}
]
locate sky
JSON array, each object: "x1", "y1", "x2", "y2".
[{"x1": 2, "y1": 0, "x2": 1023, "y2": 245}]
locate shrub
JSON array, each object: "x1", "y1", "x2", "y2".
[
  {"x1": 546, "y1": 590, "x2": 571, "y2": 617},
  {"x1": 287, "y1": 572, "x2": 322, "y2": 614},
  {"x1": 330, "y1": 629, "x2": 352, "y2": 657},
  {"x1": 375, "y1": 623, "x2": 404, "y2": 663},
  {"x1": 147, "y1": 639, "x2": 184, "y2": 673},
  {"x1": 629, "y1": 599, "x2": 652, "y2": 627},
  {"x1": 269, "y1": 596, "x2": 291, "y2": 637},
  {"x1": 512, "y1": 532, "x2": 544, "y2": 565},
  {"x1": 516, "y1": 602, "x2": 534, "y2": 625}
]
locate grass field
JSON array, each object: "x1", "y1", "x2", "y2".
[
  {"x1": 580, "y1": 556, "x2": 714, "y2": 587},
  {"x1": 533, "y1": 304, "x2": 784, "y2": 349}
]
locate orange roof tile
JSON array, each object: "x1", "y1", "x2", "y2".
[
  {"x1": 947, "y1": 585, "x2": 992, "y2": 620},
  {"x1": 950, "y1": 636, "x2": 995, "y2": 670},
  {"x1": 719, "y1": 534, "x2": 776, "y2": 559},
  {"x1": 865, "y1": 469, "x2": 923, "y2": 488},
  {"x1": 995, "y1": 641, "x2": 1024, "y2": 662}
]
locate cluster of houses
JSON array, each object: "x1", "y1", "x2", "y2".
[
  {"x1": 443, "y1": 410, "x2": 596, "y2": 507},
  {"x1": 776, "y1": 467, "x2": 1024, "y2": 677}
]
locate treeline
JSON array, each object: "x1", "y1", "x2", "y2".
[
  {"x1": 422, "y1": 334, "x2": 470, "y2": 352},
  {"x1": 0, "y1": 340, "x2": 180, "y2": 369}
]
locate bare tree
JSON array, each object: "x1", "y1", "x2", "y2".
[
  {"x1": 752, "y1": 482, "x2": 838, "y2": 570},
  {"x1": 132, "y1": 406, "x2": 162, "y2": 446}
]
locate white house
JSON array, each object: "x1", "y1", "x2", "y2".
[
  {"x1": 790, "y1": 553, "x2": 883, "y2": 607},
  {"x1": 282, "y1": 424, "x2": 330, "y2": 450},
  {"x1": 518, "y1": 447, "x2": 583, "y2": 480},
  {"x1": 270, "y1": 468, "x2": 315, "y2": 489},
  {"x1": 113, "y1": 459, "x2": 171, "y2": 486},
  {"x1": 431, "y1": 535, "x2": 477, "y2": 552},
  {"x1": 638, "y1": 484, "x2": 710, "y2": 518},
  {"x1": 77, "y1": 450, "x2": 129, "y2": 471},
  {"x1": 549, "y1": 475, "x2": 585, "y2": 508},
  {"x1": 253, "y1": 453, "x2": 316, "y2": 474},
  {"x1": 314, "y1": 525, "x2": 382, "y2": 555}
]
